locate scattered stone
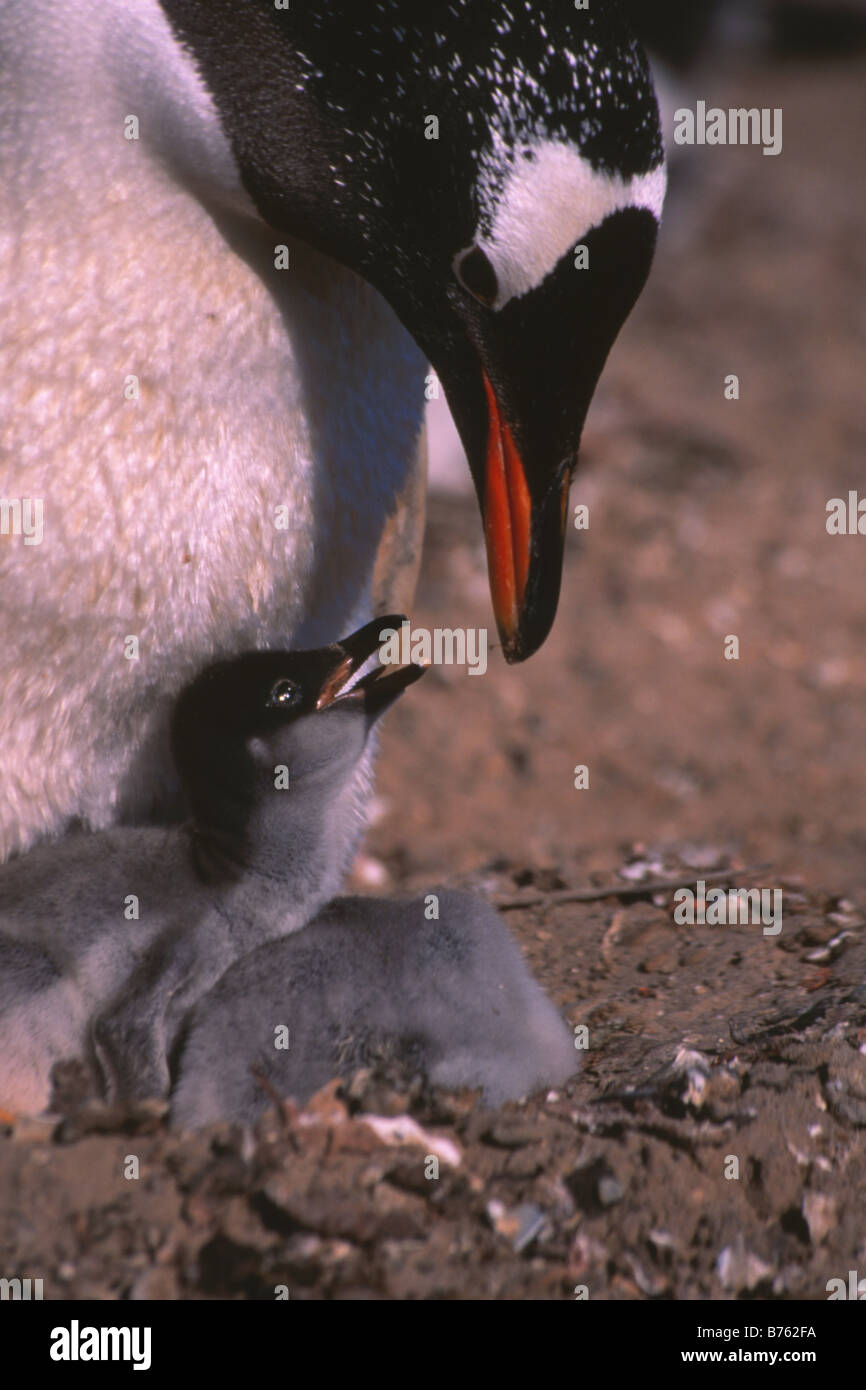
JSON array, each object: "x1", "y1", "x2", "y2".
[
  {"x1": 648, "y1": 1229, "x2": 677, "y2": 1254},
  {"x1": 671, "y1": 1047, "x2": 713, "y2": 1109},
  {"x1": 802, "y1": 1192, "x2": 837, "y2": 1244},
  {"x1": 680, "y1": 844, "x2": 726, "y2": 871},
  {"x1": 717, "y1": 1242, "x2": 773, "y2": 1292},
  {"x1": 360, "y1": 1114, "x2": 462, "y2": 1168},
  {"x1": 566, "y1": 1157, "x2": 624, "y2": 1215},
  {"x1": 487, "y1": 1200, "x2": 549, "y2": 1253},
  {"x1": 512, "y1": 1204, "x2": 549, "y2": 1254},
  {"x1": 620, "y1": 857, "x2": 665, "y2": 882},
  {"x1": 598, "y1": 1175, "x2": 625, "y2": 1207}
]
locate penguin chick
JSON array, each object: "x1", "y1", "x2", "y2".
[
  {"x1": 0, "y1": 616, "x2": 424, "y2": 1115},
  {"x1": 171, "y1": 890, "x2": 576, "y2": 1129}
]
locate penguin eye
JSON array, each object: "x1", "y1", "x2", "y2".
[
  {"x1": 454, "y1": 245, "x2": 498, "y2": 307},
  {"x1": 267, "y1": 678, "x2": 302, "y2": 709}
]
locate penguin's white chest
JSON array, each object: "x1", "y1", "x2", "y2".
[{"x1": 0, "y1": 42, "x2": 426, "y2": 854}]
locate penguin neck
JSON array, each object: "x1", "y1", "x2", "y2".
[{"x1": 188, "y1": 756, "x2": 370, "y2": 932}]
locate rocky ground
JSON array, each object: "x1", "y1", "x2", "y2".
[
  {"x1": 1, "y1": 48, "x2": 864, "y2": 1300},
  {"x1": 2, "y1": 866, "x2": 864, "y2": 1301}
]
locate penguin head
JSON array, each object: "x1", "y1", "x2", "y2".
[
  {"x1": 171, "y1": 616, "x2": 426, "y2": 830},
  {"x1": 159, "y1": 0, "x2": 665, "y2": 662}
]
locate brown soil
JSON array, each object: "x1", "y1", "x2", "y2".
[{"x1": 1, "y1": 52, "x2": 864, "y2": 1301}]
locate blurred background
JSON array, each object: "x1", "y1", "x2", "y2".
[{"x1": 370, "y1": 0, "x2": 866, "y2": 899}]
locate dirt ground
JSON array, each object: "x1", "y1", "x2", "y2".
[{"x1": 1, "y1": 49, "x2": 864, "y2": 1301}]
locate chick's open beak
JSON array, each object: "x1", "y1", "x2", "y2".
[{"x1": 316, "y1": 614, "x2": 427, "y2": 714}]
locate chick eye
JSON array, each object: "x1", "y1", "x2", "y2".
[
  {"x1": 267, "y1": 678, "x2": 302, "y2": 709},
  {"x1": 454, "y1": 245, "x2": 498, "y2": 306}
]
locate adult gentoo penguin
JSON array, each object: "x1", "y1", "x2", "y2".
[
  {"x1": 0, "y1": 0, "x2": 665, "y2": 858},
  {"x1": 0, "y1": 618, "x2": 426, "y2": 1115}
]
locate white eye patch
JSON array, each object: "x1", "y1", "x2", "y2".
[{"x1": 457, "y1": 139, "x2": 667, "y2": 311}]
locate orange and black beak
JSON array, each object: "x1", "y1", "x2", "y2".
[
  {"x1": 430, "y1": 207, "x2": 660, "y2": 663},
  {"x1": 481, "y1": 371, "x2": 571, "y2": 663}
]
